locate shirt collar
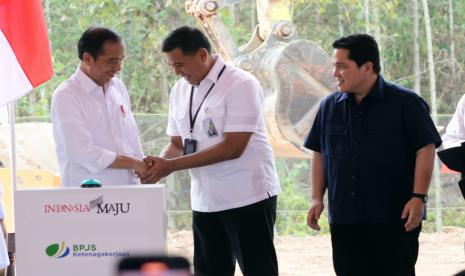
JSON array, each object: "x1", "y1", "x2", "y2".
[
  {"x1": 74, "y1": 66, "x2": 113, "y2": 93},
  {"x1": 199, "y1": 54, "x2": 226, "y2": 86},
  {"x1": 336, "y1": 75, "x2": 385, "y2": 103}
]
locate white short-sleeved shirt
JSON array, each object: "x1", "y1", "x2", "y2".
[
  {"x1": 167, "y1": 55, "x2": 281, "y2": 212},
  {"x1": 51, "y1": 68, "x2": 144, "y2": 186},
  {"x1": 443, "y1": 94, "x2": 465, "y2": 149}
]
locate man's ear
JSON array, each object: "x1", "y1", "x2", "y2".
[
  {"x1": 82, "y1": 52, "x2": 93, "y2": 65},
  {"x1": 363, "y1": 61, "x2": 374, "y2": 74},
  {"x1": 198, "y1": 48, "x2": 208, "y2": 62}
]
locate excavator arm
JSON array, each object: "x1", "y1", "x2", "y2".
[{"x1": 185, "y1": 0, "x2": 335, "y2": 158}]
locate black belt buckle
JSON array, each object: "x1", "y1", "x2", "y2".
[{"x1": 183, "y1": 138, "x2": 197, "y2": 155}]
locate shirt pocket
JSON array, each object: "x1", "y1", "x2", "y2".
[
  {"x1": 365, "y1": 124, "x2": 395, "y2": 154},
  {"x1": 203, "y1": 106, "x2": 225, "y2": 136},
  {"x1": 325, "y1": 125, "x2": 349, "y2": 155},
  {"x1": 117, "y1": 103, "x2": 134, "y2": 129},
  {"x1": 119, "y1": 109, "x2": 140, "y2": 151}
]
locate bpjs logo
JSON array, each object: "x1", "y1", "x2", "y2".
[
  {"x1": 45, "y1": 242, "x2": 71, "y2": 258},
  {"x1": 45, "y1": 242, "x2": 96, "y2": 258},
  {"x1": 45, "y1": 242, "x2": 130, "y2": 259},
  {"x1": 44, "y1": 196, "x2": 131, "y2": 216}
]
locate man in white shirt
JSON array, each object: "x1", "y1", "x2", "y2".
[
  {"x1": 141, "y1": 26, "x2": 281, "y2": 276},
  {"x1": 51, "y1": 27, "x2": 147, "y2": 186},
  {"x1": 441, "y1": 94, "x2": 465, "y2": 199},
  {"x1": 443, "y1": 94, "x2": 465, "y2": 148}
]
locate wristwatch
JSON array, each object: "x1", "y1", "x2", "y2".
[{"x1": 412, "y1": 193, "x2": 428, "y2": 203}]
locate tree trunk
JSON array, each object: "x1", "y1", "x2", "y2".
[
  {"x1": 159, "y1": 64, "x2": 168, "y2": 109},
  {"x1": 373, "y1": 2, "x2": 383, "y2": 71},
  {"x1": 413, "y1": 0, "x2": 421, "y2": 94},
  {"x1": 422, "y1": 0, "x2": 436, "y2": 117},
  {"x1": 421, "y1": 0, "x2": 441, "y2": 232},
  {"x1": 448, "y1": 0, "x2": 456, "y2": 73},
  {"x1": 337, "y1": 0, "x2": 344, "y2": 36},
  {"x1": 364, "y1": 0, "x2": 370, "y2": 34},
  {"x1": 230, "y1": 3, "x2": 236, "y2": 25}
]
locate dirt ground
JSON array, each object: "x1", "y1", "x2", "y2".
[{"x1": 167, "y1": 226, "x2": 465, "y2": 276}]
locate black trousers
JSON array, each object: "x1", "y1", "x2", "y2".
[
  {"x1": 193, "y1": 196, "x2": 278, "y2": 276},
  {"x1": 330, "y1": 221, "x2": 421, "y2": 276}
]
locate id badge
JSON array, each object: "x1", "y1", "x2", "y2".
[
  {"x1": 183, "y1": 138, "x2": 197, "y2": 155},
  {"x1": 202, "y1": 118, "x2": 218, "y2": 137}
]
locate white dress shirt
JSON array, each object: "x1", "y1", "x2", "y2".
[
  {"x1": 443, "y1": 94, "x2": 465, "y2": 149},
  {"x1": 167, "y1": 55, "x2": 281, "y2": 212},
  {"x1": 51, "y1": 68, "x2": 144, "y2": 186}
]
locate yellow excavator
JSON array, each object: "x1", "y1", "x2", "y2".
[{"x1": 185, "y1": 0, "x2": 336, "y2": 158}]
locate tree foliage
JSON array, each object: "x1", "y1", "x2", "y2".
[
  {"x1": 23, "y1": 0, "x2": 465, "y2": 117},
  {"x1": 19, "y1": 0, "x2": 465, "y2": 232}
]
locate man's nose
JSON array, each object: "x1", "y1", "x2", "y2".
[{"x1": 113, "y1": 61, "x2": 122, "y2": 72}]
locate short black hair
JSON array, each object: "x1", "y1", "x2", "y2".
[
  {"x1": 77, "y1": 27, "x2": 122, "y2": 60},
  {"x1": 332, "y1": 34, "x2": 381, "y2": 74},
  {"x1": 161, "y1": 26, "x2": 211, "y2": 55}
]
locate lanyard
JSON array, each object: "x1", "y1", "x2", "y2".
[{"x1": 189, "y1": 65, "x2": 226, "y2": 136}]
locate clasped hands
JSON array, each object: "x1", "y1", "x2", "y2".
[{"x1": 134, "y1": 156, "x2": 174, "y2": 184}]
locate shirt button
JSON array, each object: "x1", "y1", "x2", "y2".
[
  {"x1": 351, "y1": 158, "x2": 356, "y2": 162},
  {"x1": 353, "y1": 142, "x2": 358, "y2": 145},
  {"x1": 351, "y1": 192, "x2": 356, "y2": 196},
  {"x1": 351, "y1": 175, "x2": 355, "y2": 179},
  {"x1": 358, "y1": 111, "x2": 363, "y2": 115}
]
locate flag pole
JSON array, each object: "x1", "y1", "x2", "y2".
[{"x1": 7, "y1": 101, "x2": 16, "y2": 208}]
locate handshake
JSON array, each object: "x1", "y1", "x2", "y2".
[{"x1": 133, "y1": 156, "x2": 174, "y2": 184}]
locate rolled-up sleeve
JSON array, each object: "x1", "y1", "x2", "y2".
[{"x1": 52, "y1": 91, "x2": 116, "y2": 173}]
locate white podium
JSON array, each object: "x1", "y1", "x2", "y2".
[{"x1": 14, "y1": 184, "x2": 166, "y2": 276}]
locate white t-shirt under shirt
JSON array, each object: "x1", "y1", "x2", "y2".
[
  {"x1": 167, "y1": 55, "x2": 281, "y2": 212},
  {"x1": 51, "y1": 68, "x2": 144, "y2": 186}
]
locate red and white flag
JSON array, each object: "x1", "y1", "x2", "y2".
[
  {"x1": 0, "y1": 0, "x2": 54, "y2": 106},
  {"x1": 0, "y1": 0, "x2": 53, "y2": 269}
]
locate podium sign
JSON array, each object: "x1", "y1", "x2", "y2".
[{"x1": 14, "y1": 185, "x2": 166, "y2": 276}]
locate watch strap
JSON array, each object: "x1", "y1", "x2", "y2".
[{"x1": 412, "y1": 193, "x2": 427, "y2": 203}]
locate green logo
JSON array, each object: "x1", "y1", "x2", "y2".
[{"x1": 46, "y1": 242, "x2": 70, "y2": 258}]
